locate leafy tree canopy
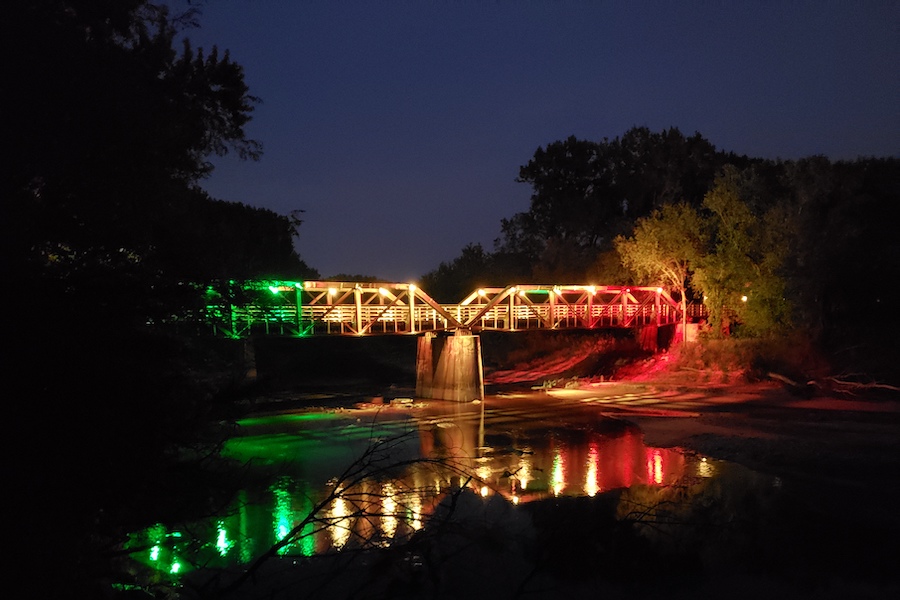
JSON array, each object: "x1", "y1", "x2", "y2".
[
  {"x1": 615, "y1": 202, "x2": 707, "y2": 297},
  {"x1": 690, "y1": 167, "x2": 793, "y2": 337},
  {"x1": 496, "y1": 127, "x2": 745, "y2": 279}
]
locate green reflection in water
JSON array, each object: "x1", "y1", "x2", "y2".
[
  {"x1": 271, "y1": 476, "x2": 316, "y2": 557},
  {"x1": 238, "y1": 412, "x2": 343, "y2": 427},
  {"x1": 272, "y1": 477, "x2": 293, "y2": 554},
  {"x1": 128, "y1": 522, "x2": 190, "y2": 578},
  {"x1": 216, "y1": 520, "x2": 233, "y2": 557}
]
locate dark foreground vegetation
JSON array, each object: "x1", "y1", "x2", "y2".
[{"x1": 5, "y1": 2, "x2": 898, "y2": 598}]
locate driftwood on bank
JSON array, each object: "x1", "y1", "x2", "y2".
[{"x1": 768, "y1": 372, "x2": 900, "y2": 396}]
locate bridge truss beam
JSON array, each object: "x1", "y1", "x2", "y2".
[
  {"x1": 299, "y1": 281, "x2": 463, "y2": 335},
  {"x1": 201, "y1": 281, "x2": 683, "y2": 337},
  {"x1": 456, "y1": 285, "x2": 681, "y2": 332}
]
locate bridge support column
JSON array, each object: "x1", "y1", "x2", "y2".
[
  {"x1": 243, "y1": 339, "x2": 258, "y2": 381},
  {"x1": 637, "y1": 324, "x2": 658, "y2": 352},
  {"x1": 416, "y1": 331, "x2": 484, "y2": 402}
]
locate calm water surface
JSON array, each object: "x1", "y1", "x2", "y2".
[{"x1": 128, "y1": 390, "x2": 723, "y2": 577}]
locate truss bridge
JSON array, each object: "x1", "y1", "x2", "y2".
[{"x1": 201, "y1": 280, "x2": 682, "y2": 339}]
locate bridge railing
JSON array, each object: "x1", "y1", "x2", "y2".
[
  {"x1": 199, "y1": 280, "x2": 684, "y2": 337},
  {"x1": 451, "y1": 299, "x2": 680, "y2": 331},
  {"x1": 452, "y1": 284, "x2": 681, "y2": 332}
]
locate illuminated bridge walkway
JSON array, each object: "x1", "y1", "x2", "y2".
[{"x1": 202, "y1": 280, "x2": 682, "y2": 339}]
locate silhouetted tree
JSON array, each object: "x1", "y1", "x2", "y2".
[
  {"x1": 3, "y1": 3, "x2": 311, "y2": 596},
  {"x1": 420, "y1": 243, "x2": 497, "y2": 302},
  {"x1": 496, "y1": 127, "x2": 741, "y2": 280}
]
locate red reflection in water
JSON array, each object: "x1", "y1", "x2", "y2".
[
  {"x1": 585, "y1": 441, "x2": 600, "y2": 496},
  {"x1": 473, "y1": 426, "x2": 687, "y2": 502},
  {"x1": 646, "y1": 449, "x2": 663, "y2": 484}
]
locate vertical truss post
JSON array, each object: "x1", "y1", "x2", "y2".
[
  {"x1": 655, "y1": 287, "x2": 661, "y2": 326},
  {"x1": 409, "y1": 285, "x2": 416, "y2": 333},
  {"x1": 586, "y1": 289, "x2": 594, "y2": 328},
  {"x1": 549, "y1": 289, "x2": 557, "y2": 328},
  {"x1": 294, "y1": 284, "x2": 302, "y2": 333},
  {"x1": 354, "y1": 285, "x2": 363, "y2": 335}
]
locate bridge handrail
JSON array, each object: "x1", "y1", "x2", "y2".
[{"x1": 201, "y1": 281, "x2": 684, "y2": 337}]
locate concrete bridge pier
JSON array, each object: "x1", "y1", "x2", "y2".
[{"x1": 415, "y1": 330, "x2": 485, "y2": 402}]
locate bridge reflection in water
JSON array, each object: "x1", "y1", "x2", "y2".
[{"x1": 128, "y1": 393, "x2": 712, "y2": 576}]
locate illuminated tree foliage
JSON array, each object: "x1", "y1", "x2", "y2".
[
  {"x1": 432, "y1": 126, "x2": 897, "y2": 366},
  {"x1": 691, "y1": 168, "x2": 792, "y2": 337},
  {"x1": 614, "y1": 202, "x2": 707, "y2": 320},
  {"x1": 615, "y1": 168, "x2": 793, "y2": 338}
]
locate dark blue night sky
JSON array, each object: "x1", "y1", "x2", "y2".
[{"x1": 176, "y1": 1, "x2": 899, "y2": 281}]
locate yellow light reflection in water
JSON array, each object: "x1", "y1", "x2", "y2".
[
  {"x1": 698, "y1": 456, "x2": 715, "y2": 478},
  {"x1": 518, "y1": 452, "x2": 532, "y2": 490},
  {"x1": 476, "y1": 464, "x2": 492, "y2": 495},
  {"x1": 382, "y1": 482, "x2": 397, "y2": 544},
  {"x1": 329, "y1": 490, "x2": 351, "y2": 550},
  {"x1": 584, "y1": 442, "x2": 600, "y2": 497},
  {"x1": 552, "y1": 444, "x2": 566, "y2": 496}
]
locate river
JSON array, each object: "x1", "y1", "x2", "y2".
[{"x1": 125, "y1": 386, "x2": 739, "y2": 584}]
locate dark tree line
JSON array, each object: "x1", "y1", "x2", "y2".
[
  {"x1": 423, "y1": 127, "x2": 900, "y2": 377},
  {"x1": 4, "y1": 3, "x2": 315, "y2": 596},
  {"x1": 423, "y1": 127, "x2": 752, "y2": 298}
]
